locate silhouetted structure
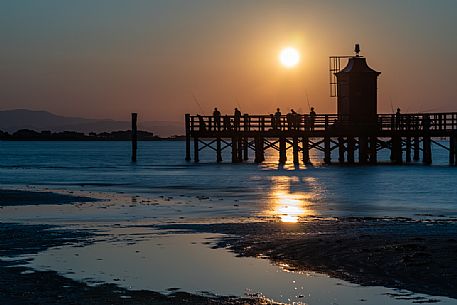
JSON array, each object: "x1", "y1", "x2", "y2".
[
  {"x1": 185, "y1": 45, "x2": 457, "y2": 166},
  {"x1": 131, "y1": 113, "x2": 138, "y2": 162},
  {"x1": 335, "y1": 53, "x2": 380, "y2": 129}
]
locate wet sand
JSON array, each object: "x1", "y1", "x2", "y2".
[
  {"x1": 159, "y1": 217, "x2": 457, "y2": 299},
  {"x1": 0, "y1": 223, "x2": 272, "y2": 305},
  {"x1": 0, "y1": 189, "x2": 99, "y2": 206},
  {"x1": 2, "y1": 188, "x2": 456, "y2": 303}
]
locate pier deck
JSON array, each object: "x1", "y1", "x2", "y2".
[{"x1": 185, "y1": 113, "x2": 457, "y2": 165}]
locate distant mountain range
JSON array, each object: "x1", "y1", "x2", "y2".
[{"x1": 0, "y1": 109, "x2": 183, "y2": 137}]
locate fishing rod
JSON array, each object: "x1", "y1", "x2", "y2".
[
  {"x1": 305, "y1": 91, "x2": 311, "y2": 111},
  {"x1": 389, "y1": 96, "x2": 395, "y2": 114},
  {"x1": 191, "y1": 92, "x2": 205, "y2": 114},
  {"x1": 234, "y1": 96, "x2": 242, "y2": 112}
]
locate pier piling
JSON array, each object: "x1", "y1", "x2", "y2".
[
  {"x1": 216, "y1": 138, "x2": 222, "y2": 163},
  {"x1": 413, "y1": 136, "x2": 420, "y2": 161},
  {"x1": 423, "y1": 136, "x2": 432, "y2": 165},
  {"x1": 293, "y1": 136, "x2": 299, "y2": 164},
  {"x1": 194, "y1": 137, "x2": 199, "y2": 163},
  {"x1": 347, "y1": 137, "x2": 355, "y2": 164},
  {"x1": 279, "y1": 137, "x2": 287, "y2": 164},
  {"x1": 405, "y1": 137, "x2": 411, "y2": 163},
  {"x1": 338, "y1": 137, "x2": 345, "y2": 164},
  {"x1": 131, "y1": 113, "x2": 137, "y2": 162},
  {"x1": 369, "y1": 137, "x2": 377, "y2": 164},
  {"x1": 185, "y1": 114, "x2": 191, "y2": 161},
  {"x1": 359, "y1": 136, "x2": 368, "y2": 164},
  {"x1": 302, "y1": 137, "x2": 310, "y2": 164},
  {"x1": 324, "y1": 136, "x2": 331, "y2": 164},
  {"x1": 232, "y1": 137, "x2": 239, "y2": 163}
]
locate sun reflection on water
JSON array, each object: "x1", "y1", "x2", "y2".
[{"x1": 267, "y1": 176, "x2": 317, "y2": 223}]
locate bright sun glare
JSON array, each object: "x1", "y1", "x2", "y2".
[{"x1": 279, "y1": 47, "x2": 300, "y2": 68}]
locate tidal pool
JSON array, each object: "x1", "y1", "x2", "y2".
[{"x1": 27, "y1": 227, "x2": 456, "y2": 305}]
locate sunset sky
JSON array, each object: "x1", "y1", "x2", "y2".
[{"x1": 1, "y1": 0, "x2": 456, "y2": 122}]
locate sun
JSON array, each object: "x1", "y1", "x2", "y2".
[{"x1": 279, "y1": 47, "x2": 300, "y2": 68}]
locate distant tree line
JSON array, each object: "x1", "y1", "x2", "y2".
[{"x1": 0, "y1": 129, "x2": 183, "y2": 141}]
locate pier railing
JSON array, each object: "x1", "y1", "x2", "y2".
[{"x1": 187, "y1": 112, "x2": 457, "y2": 133}]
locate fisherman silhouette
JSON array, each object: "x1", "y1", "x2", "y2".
[
  {"x1": 309, "y1": 107, "x2": 316, "y2": 130},
  {"x1": 270, "y1": 114, "x2": 275, "y2": 130},
  {"x1": 223, "y1": 114, "x2": 231, "y2": 131},
  {"x1": 197, "y1": 114, "x2": 206, "y2": 131},
  {"x1": 234, "y1": 108, "x2": 241, "y2": 131},
  {"x1": 274, "y1": 108, "x2": 282, "y2": 130},
  {"x1": 213, "y1": 107, "x2": 221, "y2": 131},
  {"x1": 286, "y1": 109, "x2": 295, "y2": 130}
]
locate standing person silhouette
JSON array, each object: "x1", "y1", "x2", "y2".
[
  {"x1": 309, "y1": 107, "x2": 316, "y2": 130},
  {"x1": 197, "y1": 114, "x2": 206, "y2": 131},
  {"x1": 274, "y1": 108, "x2": 282, "y2": 130},
  {"x1": 223, "y1": 114, "x2": 231, "y2": 131},
  {"x1": 234, "y1": 108, "x2": 241, "y2": 131},
  {"x1": 286, "y1": 109, "x2": 295, "y2": 130},
  {"x1": 395, "y1": 108, "x2": 402, "y2": 130},
  {"x1": 213, "y1": 107, "x2": 221, "y2": 131}
]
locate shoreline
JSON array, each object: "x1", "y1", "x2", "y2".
[{"x1": 2, "y1": 188, "x2": 457, "y2": 303}]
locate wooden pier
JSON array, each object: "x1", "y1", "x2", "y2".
[{"x1": 185, "y1": 112, "x2": 457, "y2": 165}]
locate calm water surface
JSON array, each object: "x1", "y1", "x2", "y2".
[
  {"x1": 1, "y1": 141, "x2": 457, "y2": 220},
  {"x1": 1, "y1": 141, "x2": 457, "y2": 304}
]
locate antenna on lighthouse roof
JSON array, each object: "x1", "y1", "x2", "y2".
[{"x1": 354, "y1": 43, "x2": 360, "y2": 56}]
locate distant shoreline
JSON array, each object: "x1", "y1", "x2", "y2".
[
  {"x1": 0, "y1": 129, "x2": 185, "y2": 141},
  {"x1": 0, "y1": 138, "x2": 185, "y2": 141}
]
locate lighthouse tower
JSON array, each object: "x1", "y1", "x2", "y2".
[{"x1": 335, "y1": 45, "x2": 381, "y2": 128}]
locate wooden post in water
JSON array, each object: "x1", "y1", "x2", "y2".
[
  {"x1": 369, "y1": 136, "x2": 377, "y2": 164},
  {"x1": 254, "y1": 136, "x2": 261, "y2": 163},
  {"x1": 279, "y1": 137, "x2": 287, "y2": 164},
  {"x1": 243, "y1": 114, "x2": 249, "y2": 161},
  {"x1": 405, "y1": 137, "x2": 411, "y2": 163},
  {"x1": 131, "y1": 113, "x2": 137, "y2": 162},
  {"x1": 293, "y1": 136, "x2": 299, "y2": 164},
  {"x1": 391, "y1": 136, "x2": 403, "y2": 164},
  {"x1": 254, "y1": 136, "x2": 265, "y2": 163},
  {"x1": 359, "y1": 136, "x2": 368, "y2": 164},
  {"x1": 413, "y1": 136, "x2": 420, "y2": 161},
  {"x1": 423, "y1": 116, "x2": 432, "y2": 165},
  {"x1": 302, "y1": 137, "x2": 310, "y2": 164},
  {"x1": 323, "y1": 136, "x2": 331, "y2": 164},
  {"x1": 237, "y1": 137, "x2": 243, "y2": 162},
  {"x1": 423, "y1": 136, "x2": 432, "y2": 165},
  {"x1": 452, "y1": 134, "x2": 457, "y2": 165},
  {"x1": 347, "y1": 137, "x2": 355, "y2": 164},
  {"x1": 259, "y1": 137, "x2": 265, "y2": 162},
  {"x1": 185, "y1": 114, "x2": 191, "y2": 161},
  {"x1": 194, "y1": 137, "x2": 199, "y2": 163},
  {"x1": 232, "y1": 137, "x2": 238, "y2": 163},
  {"x1": 243, "y1": 137, "x2": 249, "y2": 161},
  {"x1": 338, "y1": 137, "x2": 345, "y2": 164},
  {"x1": 216, "y1": 137, "x2": 222, "y2": 163},
  {"x1": 449, "y1": 135, "x2": 456, "y2": 165},
  {"x1": 454, "y1": 135, "x2": 457, "y2": 166}
]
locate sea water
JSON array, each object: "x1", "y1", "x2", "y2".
[
  {"x1": 1, "y1": 141, "x2": 457, "y2": 219},
  {"x1": 1, "y1": 141, "x2": 457, "y2": 304}
]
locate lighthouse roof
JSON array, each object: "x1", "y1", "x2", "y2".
[{"x1": 335, "y1": 56, "x2": 380, "y2": 76}]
